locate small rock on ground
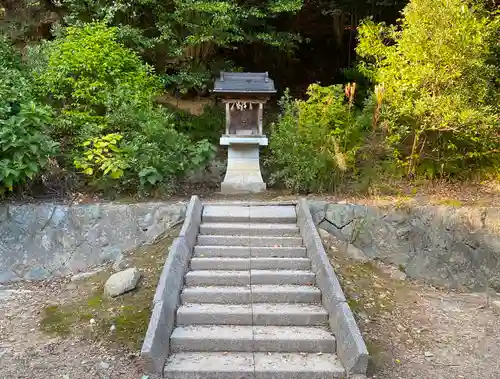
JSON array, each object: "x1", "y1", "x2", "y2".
[
  {"x1": 492, "y1": 300, "x2": 500, "y2": 314},
  {"x1": 104, "y1": 267, "x2": 141, "y2": 297}
]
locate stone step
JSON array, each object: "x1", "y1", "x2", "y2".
[
  {"x1": 254, "y1": 352, "x2": 345, "y2": 379},
  {"x1": 181, "y1": 285, "x2": 322, "y2": 304},
  {"x1": 252, "y1": 303, "x2": 328, "y2": 326},
  {"x1": 190, "y1": 257, "x2": 311, "y2": 271},
  {"x1": 199, "y1": 222, "x2": 300, "y2": 236},
  {"x1": 170, "y1": 325, "x2": 335, "y2": 353},
  {"x1": 193, "y1": 246, "x2": 307, "y2": 258},
  {"x1": 164, "y1": 352, "x2": 345, "y2": 379},
  {"x1": 197, "y1": 235, "x2": 303, "y2": 247},
  {"x1": 185, "y1": 270, "x2": 315, "y2": 286},
  {"x1": 185, "y1": 270, "x2": 250, "y2": 286},
  {"x1": 202, "y1": 205, "x2": 297, "y2": 223},
  {"x1": 252, "y1": 270, "x2": 315, "y2": 285},
  {"x1": 176, "y1": 303, "x2": 328, "y2": 326}
]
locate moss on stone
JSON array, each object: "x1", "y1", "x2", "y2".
[{"x1": 39, "y1": 227, "x2": 180, "y2": 350}]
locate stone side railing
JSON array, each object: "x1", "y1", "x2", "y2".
[
  {"x1": 141, "y1": 195, "x2": 203, "y2": 372},
  {"x1": 297, "y1": 199, "x2": 369, "y2": 376}
]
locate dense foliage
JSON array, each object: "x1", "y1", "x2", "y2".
[
  {"x1": 0, "y1": 0, "x2": 498, "y2": 196},
  {"x1": 34, "y1": 23, "x2": 215, "y2": 191},
  {"x1": 36, "y1": 23, "x2": 160, "y2": 141},
  {"x1": 58, "y1": 0, "x2": 304, "y2": 93},
  {"x1": 268, "y1": 0, "x2": 500, "y2": 191},
  {"x1": 0, "y1": 38, "x2": 58, "y2": 193},
  {"x1": 0, "y1": 0, "x2": 407, "y2": 92},
  {"x1": 269, "y1": 84, "x2": 368, "y2": 192},
  {"x1": 356, "y1": 0, "x2": 500, "y2": 178}
]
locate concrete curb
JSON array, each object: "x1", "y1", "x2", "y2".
[
  {"x1": 179, "y1": 195, "x2": 204, "y2": 248},
  {"x1": 202, "y1": 200, "x2": 298, "y2": 206},
  {"x1": 141, "y1": 195, "x2": 203, "y2": 373},
  {"x1": 296, "y1": 198, "x2": 369, "y2": 376}
]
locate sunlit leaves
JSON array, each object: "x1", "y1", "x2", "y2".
[{"x1": 356, "y1": 0, "x2": 500, "y2": 177}]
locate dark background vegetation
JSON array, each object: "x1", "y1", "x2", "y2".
[
  {"x1": 0, "y1": 0, "x2": 499, "y2": 199},
  {"x1": 0, "y1": 0, "x2": 408, "y2": 94}
]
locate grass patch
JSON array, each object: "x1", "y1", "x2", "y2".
[
  {"x1": 40, "y1": 305, "x2": 93, "y2": 336},
  {"x1": 336, "y1": 261, "x2": 399, "y2": 317},
  {"x1": 39, "y1": 227, "x2": 180, "y2": 350},
  {"x1": 436, "y1": 198, "x2": 463, "y2": 207},
  {"x1": 325, "y1": 248, "x2": 412, "y2": 373}
]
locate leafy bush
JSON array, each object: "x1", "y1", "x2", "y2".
[
  {"x1": 37, "y1": 22, "x2": 160, "y2": 141},
  {"x1": 73, "y1": 133, "x2": 129, "y2": 179},
  {"x1": 268, "y1": 85, "x2": 367, "y2": 192},
  {"x1": 356, "y1": 0, "x2": 500, "y2": 178},
  {"x1": 0, "y1": 37, "x2": 58, "y2": 193},
  {"x1": 61, "y1": 0, "x2": 304, "y2": 92},
  {"x1": 34, "y1": 23, "x2": 214, "y2": 191},
  {"x1": 123, "y1": 107, "x2": 216, "y2": 190},
  {"x1": 168, "y1": 105, "x2": 225, "y2": 144}
]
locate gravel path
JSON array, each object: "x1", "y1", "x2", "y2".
[
  {"x1": 1, "y1": 273, "x2": 499, "y2": 379},
  {"x1": 0, "y1": 282, "x2": 159, "y2": 379},
  {"x1": 361, "y1": 282, "x2": 500, "y2": 379}
]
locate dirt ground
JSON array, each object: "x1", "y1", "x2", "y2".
[
  {"x1": 368, "y1": 288, "x2": 500, "y2": 379},
  {"x1": 1, "y1": 184, "x2": 500, "y2": 379},
  {"x1": 0, "y1": 228, "x2": 179, "y2": 379},
  {"x1": 0, "y1": 283, "x2": 158, "y2": 379},
  {"x1": 1, "y1": 262, "x2": 499, "y2": 379},
  {"x1": 330, "y1": 253, "x2": 500, "y2": 379}
]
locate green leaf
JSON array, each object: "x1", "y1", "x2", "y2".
[{"x1": 110, "y1": 169, "x2": 124, "y2": 179}]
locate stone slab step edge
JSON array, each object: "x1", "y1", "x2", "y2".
[
  {"x1": 202, "y1": 205, "x2": 297, "y2": 224},
  {"x1": 185, "y1": 270, "x2": 315, "y2": 286},
  {"x1": 193, "y1": 246, "x2": 307, "y2": 258},
  {"x1": 197, "y1": 235, "x2": 303, "y2": 247},
  {"x1": 177, "y1": 303, "x2": 328, "y2": 326},
  {"x1": 181, "y1": 285, "x2": 322, "y2": 304},
  {"x1": 190, "y1": 257, "x2": 311, "y2": 271},
  {"x1": 199, "y1": 223, "x2": 300, "y2": 236},
  {"x1": 164, "y1": 352, "x2": 345, "y2": 379},
  {"x1": 170, "y1": 325, "x2": 335, "y2": 353}
]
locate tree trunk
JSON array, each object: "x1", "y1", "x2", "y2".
[{"x1": 1, "y1": 0, "x2": 27, "y2": 20}]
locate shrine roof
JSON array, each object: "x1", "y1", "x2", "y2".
[{"x1": 213, "y1": 72, "x2": 276, "y2": 94}]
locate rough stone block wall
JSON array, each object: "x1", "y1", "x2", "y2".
[
  {"x1": 310, "y1": 201, "x2": 500, "y2": 291},
  {"x1": 0, "y1": 202, "x2": 186, "y2": 283}
]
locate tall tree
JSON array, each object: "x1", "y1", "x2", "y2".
[
  {"x1": 59, "y1": 0, "x2": 303, "y2": 92},
  {"x1": 0, "y1": 0, "x2": 61, "y2": 42},
  {"x1": 357, "y1": 0, "x2": 500, "y2": 177}
]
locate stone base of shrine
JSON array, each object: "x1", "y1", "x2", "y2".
[{"x1": 220, "y1": 144, "x2": 266, "y2": 194}]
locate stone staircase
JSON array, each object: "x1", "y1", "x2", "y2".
[
  {"x1": 142, "y1": 198, "x2": 368, "y2": 378},
  {"x1": 164, "y1": 204, "x2": 345, "y2": 378}
]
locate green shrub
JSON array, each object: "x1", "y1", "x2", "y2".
[
  {"x1": 356, "y1": 0, "x2": 500, "y2": 178},
  {"x1": 61, "y1": 0, "x2": 303, "y2": 93},
  {"x1": 0, "y1": 37, "x2": 58, "y2": 193},
  {"x1": 124, "y1": 107, "x2": 216, "y2": 191},
  {"x1": 35, "y1": 22, "x2": 214, "y2": 191},
  {"x1": 37, "y1": 22, "x2": 161, "y2": 141},
  {"x1": 168, "y1": 104, "x2": 225, "y2": 144},
  {"x1": 268, "y1": 85, "x2": 367, "y2": 192},
  {"x1": 73, "y1": 133, "x2": 129, "y2": 179}
]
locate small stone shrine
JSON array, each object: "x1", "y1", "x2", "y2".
[{"x1": 213, "y1": 72, "x2": 276, "y2": 193}]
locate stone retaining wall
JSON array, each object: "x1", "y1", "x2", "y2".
[
  {"x1": 310, "y1": 201, "x2": 500, "y2": 291},
  {"x1": 2, "y1": 199, "x2": 499, "y2": 292},
  {"x1": 0, "y1": 202, "x2": 186, "y2": 283}
]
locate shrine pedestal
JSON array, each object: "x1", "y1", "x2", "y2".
[{"x1": 220, "y1": 137, "x2": 267, "y2": 194}]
